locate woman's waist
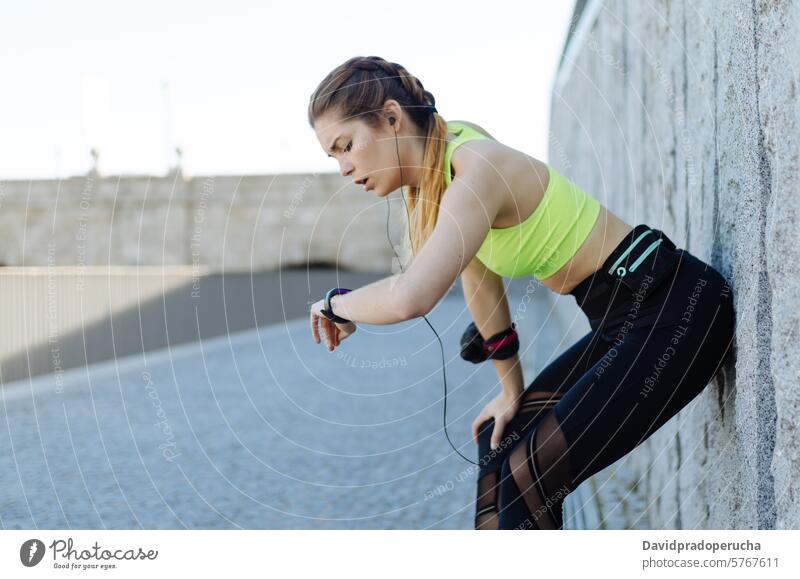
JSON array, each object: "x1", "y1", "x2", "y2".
[
  {"x1": 542, "y1": 207, "x2": 630, "y2": 294},
  {"x1": 568, "y1": 223, "x2": 685, "y2": 323}
]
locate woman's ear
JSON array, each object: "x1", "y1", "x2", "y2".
[{"x1": 382, "y1": 99, "x2": 402, "y2": 129}]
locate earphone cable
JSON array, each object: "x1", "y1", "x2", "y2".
[{"x1": 385, "y1": 121, "x2": 478, "y2": 466}]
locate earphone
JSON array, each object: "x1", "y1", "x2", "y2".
[{"x1": 385, "y1": 113, "x2": 478, "y2": 466}]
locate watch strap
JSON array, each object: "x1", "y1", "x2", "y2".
[{"x1": 321, "y1": 287, "x2": 352, "y2": 324}]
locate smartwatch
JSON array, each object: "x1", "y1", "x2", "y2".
[{"x1": 321, "y1": 287, "x2": 352, "y2": 324}]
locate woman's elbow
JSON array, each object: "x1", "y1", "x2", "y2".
[
  {"x1": 394, "y1": 272, "x2": 448, "y2": 320},
  {"x1": 399, "y1": 287, "x2": 445, "y2": 320},
  {"x1": 397, "y1": 294, "x2": 428, "y2": 320},
  {"x1": 393, "y1": 284, "x2": 430, "y2": 320}
]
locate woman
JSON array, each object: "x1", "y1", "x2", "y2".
[{"x1": 307, "y1": 55, "x2": 736, "y2": 530}]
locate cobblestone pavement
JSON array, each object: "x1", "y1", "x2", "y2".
[{"x1": 0, "y1": 285, "x2": 648, "y2": 529}]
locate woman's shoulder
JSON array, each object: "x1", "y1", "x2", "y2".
[
  {"x1": 446, "y1": 119, "x2": 517, "y2": 180},
  {"x1": 448, "y1": 119, "x2": 548, "y2": 176},
  {"x1": 444, "y1": 120, "x2": 551, "y2": 229},
  {"x1": 446, "y1": 120, "x2": 502, "y2": 166},
  {"x1": 447, "y1": 119, "x2": 496, "y2": 140}
]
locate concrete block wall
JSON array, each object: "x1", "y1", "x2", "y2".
[
  {"x1": 549, "y1": 0, "x2": 799, "y2": 528},
  {"x1": 0, "y1": 171, "x2": 403, "y2": 274}
]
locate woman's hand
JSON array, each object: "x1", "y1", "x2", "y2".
[
  {"x1": 471, "y1": 390, "x2": 521, "y2": 451},
  {"x1": 310, "y1": 299, "x2": 357, "y2": 352}
]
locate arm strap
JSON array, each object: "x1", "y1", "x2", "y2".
[{"x1": 460, "y1": 322, "x2": 519, "y2": 363}]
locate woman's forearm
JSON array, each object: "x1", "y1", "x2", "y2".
[
  {"x1": 328, "y1": 274, "x2": 417, "y2": 325},
  {"x1": 492, "y1": 354, "x2": 525, "y2": 398}
]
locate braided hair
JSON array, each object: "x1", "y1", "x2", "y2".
[{"x1": 308, "y1": 56, "x2": 449, "y2": 259}]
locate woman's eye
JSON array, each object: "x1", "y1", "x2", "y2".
[{"x1": 344, "y1": 141, "x2": 352, "y2": 153}]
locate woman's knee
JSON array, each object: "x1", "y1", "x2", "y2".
[
  {"x1": 497, "y1": 456, "x2": 540, "y2": 530},
  {"x1": 475, "y1": 417, "x2": 495, "y2": 470},
  {"x1": 476, "y1": 416, "x2": 495, "y2": 453},
  {"x1": 476, "y1": 403, "x2": 553, "y2": 473},
  {"x1": 476, "y1": 417, "x2": 526, "y2": 476}
]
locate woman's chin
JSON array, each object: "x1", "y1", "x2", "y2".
[{"x1": 370, "y1": 182, "x2": 396, "y2": 197}]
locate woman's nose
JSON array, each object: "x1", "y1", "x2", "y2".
[{"x1": 339, "y1": 160, "x2": 354, "y2": 177}]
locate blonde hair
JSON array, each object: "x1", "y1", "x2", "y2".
[{"x1": 307, "y1": 55, "x2": 449, "y2": 261}]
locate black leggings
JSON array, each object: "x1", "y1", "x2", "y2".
[{"x1": 474, "y1": 224, "x2": 736, "y2": 530}]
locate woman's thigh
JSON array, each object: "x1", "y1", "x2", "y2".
[
  {"x1": 493, "y1": 250, "x2": 735, "y2": 529},
  {"x1": 476, "y1": 326, "x2": 610, "y2": 474},
  {"x1": 556, "y1": 254, "x2": 736, "y2": 488},
  {"x1": 474, "y1": 326, "x2": 611, "y2": 529}
]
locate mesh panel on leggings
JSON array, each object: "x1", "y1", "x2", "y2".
[
  {"x1": 505, "y1": 409, "x2": 573, "y2": 529},
  {"x1": 475, "y1": 470, "x2": 499, "y2": 530},
  {"x1": 474, "y1": 390, "x2": 561, "y2": 530}
]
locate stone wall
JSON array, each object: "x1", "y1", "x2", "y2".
[
  {"x1": 549, "y1": 0, "x2": 799, "y2": 528},
  {"x1": 0, "y1": 170, "x2": 403, "y2": 273}
]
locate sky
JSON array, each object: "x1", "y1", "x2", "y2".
[{"x1": 0, "y1": 1, "x2": 575, "y2": 179}]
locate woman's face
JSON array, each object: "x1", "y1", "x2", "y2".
[{"x1": 314, "y1": 109, "x2": 400, "y2": 197}]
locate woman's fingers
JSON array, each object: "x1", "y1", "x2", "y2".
[
  {"x1": 320, "y1": 318, "x2": 331, "y2": 350},
  {"x1": 310, "y1": 310, "x2": 320, "y2": 344},
  {"x1": 310, "y1": 310, "x2": 332, "y2": 350},
  {"x1": 471, "y1": 412, "x2": 487, "y2": 443},
  {"x1": 311, "y1": 310, "x2": 352, "y2": 352},
  {"x1": 490, "y1": 419, "x2": 506, "y2": 451}
]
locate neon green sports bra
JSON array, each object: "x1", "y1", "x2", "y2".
[{"x1": 443, "y1": 121, "x2": 601, "y2": 280}]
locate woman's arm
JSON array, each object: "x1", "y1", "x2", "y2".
[
  {"x1": 322, "y1": 142, "x2": 505, "y2": 326},
  {"x1": 324, "y1": 274, "x2": 418, "y2": 325},
  {"x1": 460, "y1": 256, "x2": 524, "y2": 397}
]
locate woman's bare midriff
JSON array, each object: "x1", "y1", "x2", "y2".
[
  {"x1": 538, "y1": 207, "x2": 634, "y2": 295},
  {"x1": 450, "y1": 120, "x2": 634, "y2": 295}
]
